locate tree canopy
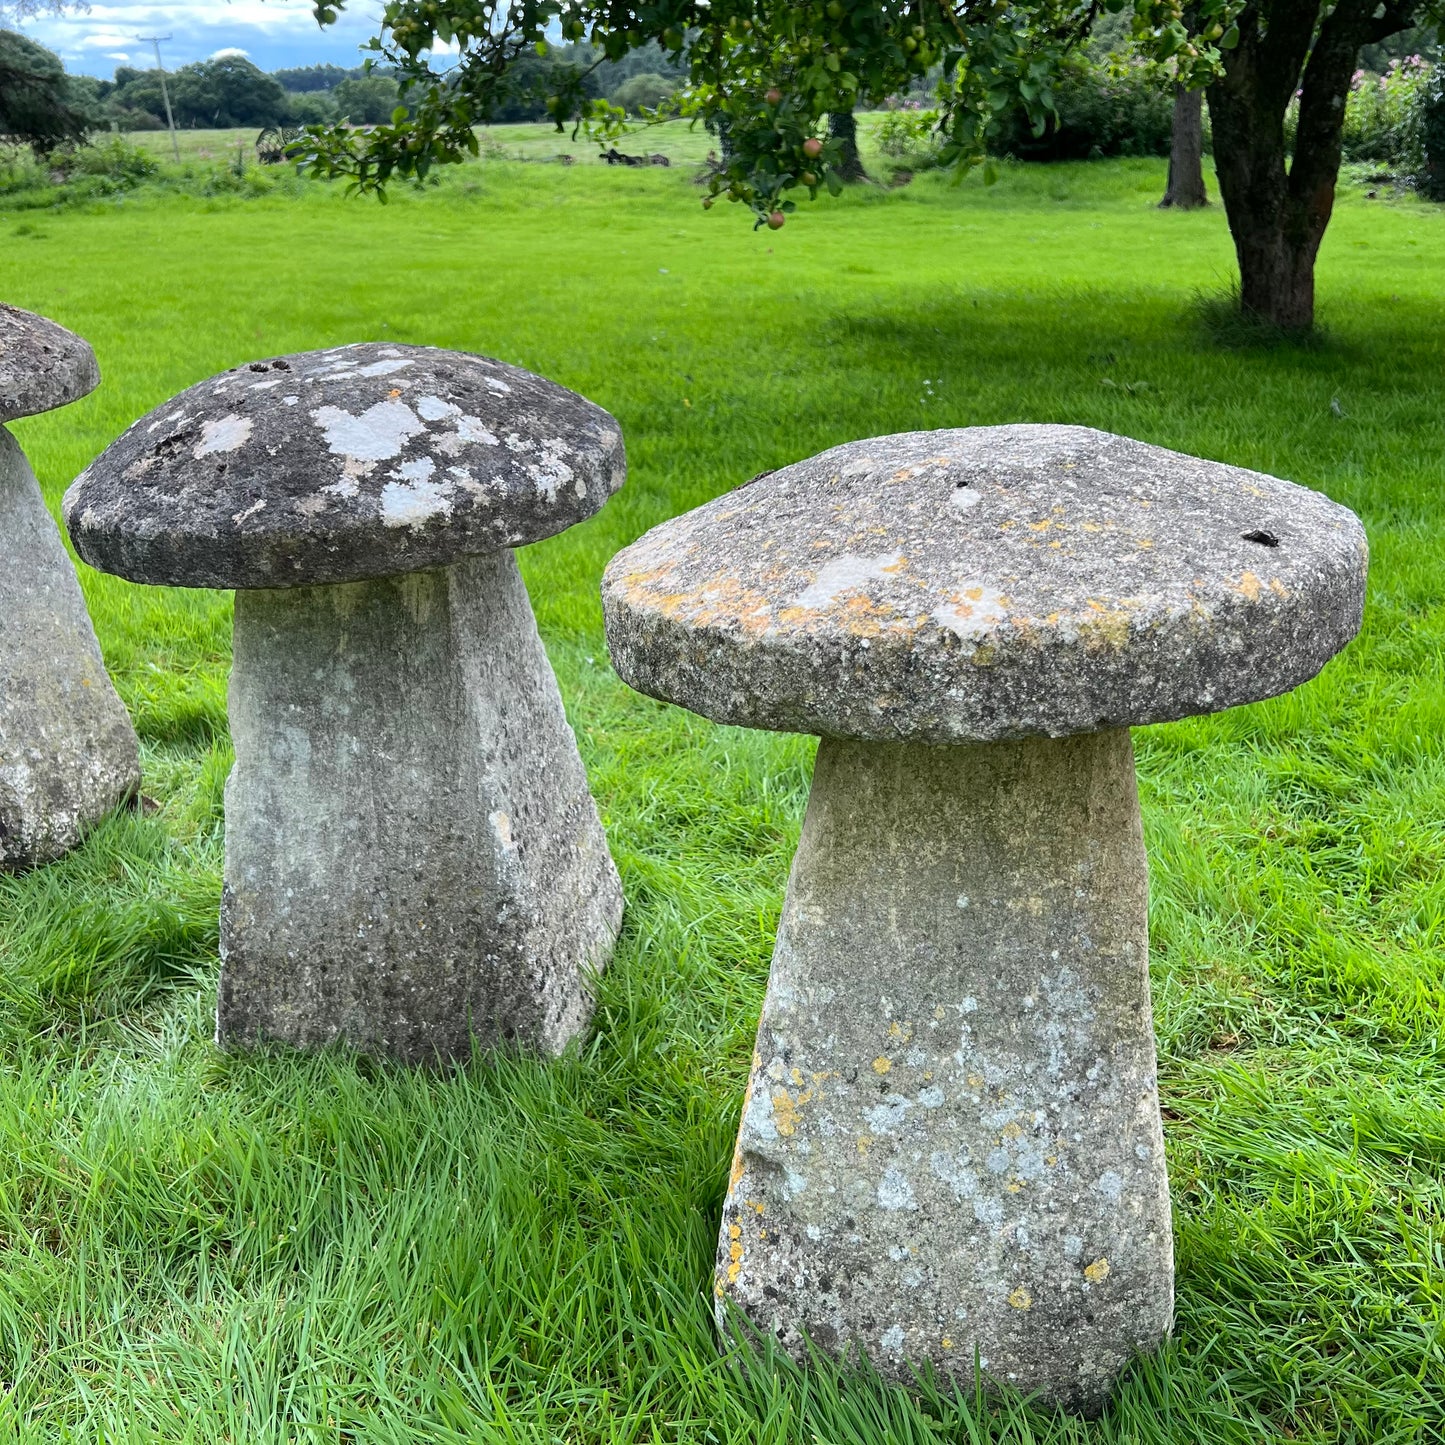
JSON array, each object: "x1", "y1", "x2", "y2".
[
  {"x1": 297, "y1": 0, "x2": 1232, "y2": 216},
  {"x1": 0, "y1": 28, "x2": 90, "y2": 154}
]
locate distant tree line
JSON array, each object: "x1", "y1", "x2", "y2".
[{"x1": 0, "y1": 37, "x2": 690, "y2": 146}]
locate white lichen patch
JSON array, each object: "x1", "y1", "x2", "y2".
[
  {"x1": 312, "y1": 398, "x2": 424, "y2": 462},
  {"x1": 417, "y1": 395, "x2": 461, "y2": 422},
  {"x1": 527, "y1": 442, "x2": 577, "y2": 504},
  {"x1": 356, "y1": 358, "x2": 414, "y2": 378},
  {"x1": 231, "y1": 498, "x2": 266, "y2": 524},
  {"x1": 797, "y1": 551, "x2": 907, "y2": 610},
  {"x1": 877, "y1": 1167, "x2": 917, "y2": 1211},
  {"x1": 194, "y1": 414, "x2": 253, "y2": 458},
  {"x1": 484, "y1": 376, "x2": 512, "y2": 394},
  {"x1": 933, "y1": 583, "x2": 1009, "y2": 640},
  {"x1": 456, "y1": 416, "x2": 500, "y2": 445},
  {"x1": 380, "y1": 475, "x2": 454, "y2": 529}
]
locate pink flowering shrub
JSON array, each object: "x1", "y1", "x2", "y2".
[{"x1": 1341, "y1": 56, "x2": 1434, "y2": 170}]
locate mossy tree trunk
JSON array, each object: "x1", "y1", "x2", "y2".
[{"x1": 1159, "y1": 86, "x2": 1209, "y2": 209}]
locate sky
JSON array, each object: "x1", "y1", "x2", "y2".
[{"x1": 12, "y1": 0, "x2": 388, "y2": 79}]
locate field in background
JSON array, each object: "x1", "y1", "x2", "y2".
[
  {"x1": 121, "y1": 114, "x2": 773, "y2": 167},
  {"x1": 1, "y1": 154, "x2": 1444, "y2": 1442}
]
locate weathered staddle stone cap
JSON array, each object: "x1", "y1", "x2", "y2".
[
  {"x1": 603, "y1": 425, "x2": 1368, "y2": 743},
  {"x1": 63, "y1": 342, "x2": 626, "y2": 589},
  {"x1": 0, "y1": 304, "x2": 101, "y2": 423}
]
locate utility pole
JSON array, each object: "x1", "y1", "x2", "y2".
[{"x1": 139, "y1": 35, "x2": 181, "y2": 163}]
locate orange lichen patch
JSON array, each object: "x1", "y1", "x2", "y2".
[
  {"x1": 618, "y1": 561, "x2": 679, "y2": 593},
  {"x1": 744, "y1": 1199, "x2": 765, "y2": 1215},
  {"x1": 728, "y1": 1147, "x2": 747, "y2": 1193},
  {"x1": 857, "y1": 1134, "x2": 873, "y2": 1156},
  {"x1": 635, "y1": 572, "x2": 775, "y2": 635},
  {"x1": 771, "y1": 1087, "x2": 814, "y2": 1137},
  {"x1": 1077, "y1": 601, "x2": 1134, "y2": 651},
  {"x1": 1027, "y1": 519, "x2": 1052, "y2": 533},
  {"x1": 872, "y1": 1057, "x2": 893, "y2": 1075},
  {"x1": 1000, "y1": 1121, "x2": 1024, "y2": 1142},
  {"x1": 1231, "y1": 571, "x2": 1263, "y2": 601},
  {"x1": 722, "y1": 1225, "x2": 745, "y2": 1283},
  {"x1": 887, "y1": 1020, "x2": 914, "y2": 1043},
  {"x1": 1008, "y1": 1287, "x2": 1032, "y2": 1310},
  {"x1": 1269, "y1": 578, "x2": 1289, "y2": 598},
  {"x1": 1083, "y1": 1258, "x2": 1111, "y2": 1284}
]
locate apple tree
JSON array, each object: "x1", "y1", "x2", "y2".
[
  {"x1": 297, "y1": 0, "x2": 1228, "y2": 220},
  {"x1": 299, "y1": 0, "x2": 1432, "y2": 328}
]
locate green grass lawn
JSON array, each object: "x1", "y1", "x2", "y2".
[{"x1": 1, "y1": 144, "x2": 1444, "y2": 1442}]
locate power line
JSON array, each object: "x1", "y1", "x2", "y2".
[{"x1": 138, "y1": 34, "x2": 180, "y2": 163}]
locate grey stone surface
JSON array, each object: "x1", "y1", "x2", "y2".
[
  {"x1": 604, "y1": 426, "x2": 1369, "y2": 1412},
  {"x1": 714, "y1": 731, "x2": 1171, "y2": 1415},
  {"x1": 0, "y1": 305, "x2": 100, "y2": 423},
  {"x1": 64, "y1": 343, "x2": 626, "y2": 589},
  {"x1": 218, "y1": 549, "x2": 623, "y2": 1063},
  {"x1": 602, "y1": 425, "x2": 1368, "y2": 743},
  {"x1": 0, "y1": 426, "x2": 140, "y2": 868}
]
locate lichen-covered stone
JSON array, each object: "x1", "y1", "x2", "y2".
[
  {"x1": 1, "y1": 427, "x2": 139, "y2": 868},
  {"x1": 218, "y1": 549, "x2": 623, "y2": 1062},
  {"x1": 604, "y1": 425, "x2": 1368, "y2": 1413},
  {"x1": 63, "y1": 343, "x2": 626, "y2": 590},
  {"x1": 715, "y1": 731, "x2": 1170, "y2": 1415},
  {"x1": 0, "y1": 304, "x2": 100, "y2": 423},
  {"x1": 602, "y1": 425, "x2": 1368, "y2": 743}
]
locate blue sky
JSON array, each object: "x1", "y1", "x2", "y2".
[{"x1": 15, "y1": 0, "x2": 387, "y2": 78}]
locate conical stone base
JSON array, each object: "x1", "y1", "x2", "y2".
[
  {"x1": 218, "y1": 549, "x2": 623, "y2": 1062},
  {"x1": 714, "y1": 730, "x2": 1172, "y2": 1415},
  {"x1": 0, "y1": 426, "x2": 140, "y2": 869}
]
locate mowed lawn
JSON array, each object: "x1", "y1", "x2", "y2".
[{"x1": 2, "y1": 144, "x2": 1444, "y2": 1442}]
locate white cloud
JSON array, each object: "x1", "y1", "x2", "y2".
[
  {"x1": 210, "y1": 45, "x2": 249, "y2": 57},
  {"x1": 13, "y1": 0, "x2": 387, "y2": 76}
]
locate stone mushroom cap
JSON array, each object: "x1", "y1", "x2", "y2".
[
  {"x1": 602, "y1": 425, "x2": 1369, "y2": 744},
  {"x1": 0, "y1": 304, "x2": 101, "y2": 424},
  {"x1": 62, "y1": 342, "x2": 626, "y2": 589}
]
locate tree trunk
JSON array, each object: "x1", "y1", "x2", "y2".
[
  {"x1": 828, "y1": 110, "x2": 868, "y2": 182},
  {"x1": 1204, "y1": 0, "x2": 1395, "y2": 333},
  {"x1": 1159, "y1": 86, "x2": 1208, "y2": 208}
]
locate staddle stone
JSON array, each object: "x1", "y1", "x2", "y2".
[
  {"x1": 1, "y1": 307, "x2": 138, "y2": 869},
  {"x1": 0, "y1": 303, "x2": 101, "y2": 425},
  {"x1": 65, "y1": 343, "x2": 625, "y2": 1062},
  {"x1": 601, "y1": 425, "x2": 1368, "y2": 1413},
  {"x1": 64, "y1": 342, "x2": 626, "y2": 589},
  {"x1": 603, "y1": 425, "x2": 1365, "y2": 742}
]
